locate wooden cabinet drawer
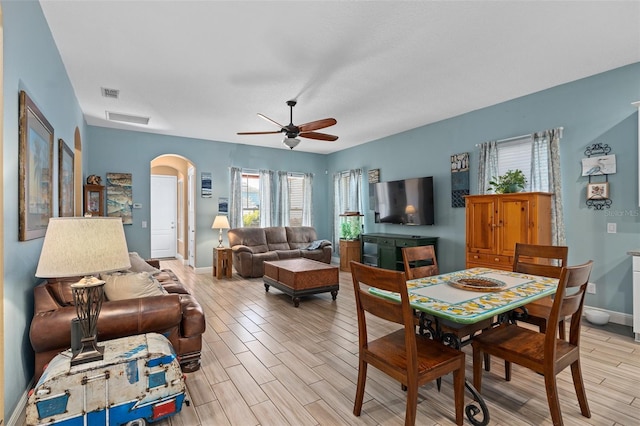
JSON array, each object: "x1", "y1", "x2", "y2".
[
  {"x1": 396, "y1": 239, "x2": 420, "y2": 248},
  {"x1": 377, "y1": 238, "x2": 395, "y2": 247},
  {"x1": 466, "y1": 252, "x2": 512, "y2": 268}
]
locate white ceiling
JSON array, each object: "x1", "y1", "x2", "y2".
[{"x1": 40, "y1": 1, "x2": 640, "y2": 154}]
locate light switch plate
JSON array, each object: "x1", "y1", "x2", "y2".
[{"x1": 607, "y1": 223, "x2": 617, "y2": 233}]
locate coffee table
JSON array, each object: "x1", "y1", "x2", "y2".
[{"x1": 263, "y1": 258, "x2": 339, "y2": 307}]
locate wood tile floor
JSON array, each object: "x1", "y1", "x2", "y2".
[{"x1": 22, "y1": 259, "x2": 640, "y2": 425}]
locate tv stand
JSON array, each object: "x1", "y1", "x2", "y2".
[{"x1": 361, "y1": 233, "x2": 438, "y2": 271}]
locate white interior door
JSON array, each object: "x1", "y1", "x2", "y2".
[
  {"x1": 187, "y1": 167, "x2": 196, "y2": 267},
  {"x1": 151, "y1": 175, "x2": 177, "y2": 258}
]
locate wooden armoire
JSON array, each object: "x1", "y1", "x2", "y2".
[{"x1": 465, "y1": 192, "x2": 553, "y2": 271}]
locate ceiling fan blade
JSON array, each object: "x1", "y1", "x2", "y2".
[
  {"x1": 299, "y1": 131, "x2": 338, "y2": 141},
  {"x1": 257, "y1": 113, "x2": 284, "y2": 129},
  {"x1": 237, "y1": 130, "x2": 282, "y2": 135},
  {"x1": 298, "y1": 118, "x2": 337, "y2": 132}
]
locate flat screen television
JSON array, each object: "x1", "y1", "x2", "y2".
[{"x1": 374, "y1": 176, "x2": 434, "y2": 225}]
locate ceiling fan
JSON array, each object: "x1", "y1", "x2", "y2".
[{"x1": 237, "y1": 100, "x2": 338, "y2": 149}]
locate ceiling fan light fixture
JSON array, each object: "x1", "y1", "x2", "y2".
[{"x1": 283, "y1": 137, "x2": 300, "y2": 150}]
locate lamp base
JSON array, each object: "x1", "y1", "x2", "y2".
[
  {"x1": 70, "y1": 335, "x2": 104, "y2": 366},
  {"x1": 218, "y1": 229, "x2": 224, "y2": 248}
]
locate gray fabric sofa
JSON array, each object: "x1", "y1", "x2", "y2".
[{"x1": 227, "y1": 226, "x2": 332, "y2": 278}]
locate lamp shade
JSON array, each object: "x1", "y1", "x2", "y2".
[
  {"x1": 283, "y1": 137, "x2": 300, "y2": 149},
  {"x1": 405, "y1": 205, "x2": 417, "y2": 215},
  {"x1": 35, "y1": 217, "x2": 131, "y2": 278},
  {"x1": 211, "y1": 215, "x2": 230, "y2": 230}
]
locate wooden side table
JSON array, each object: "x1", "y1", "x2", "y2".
[{"x1": 213, "y1": 247, "x2": 233, "y2": 279}]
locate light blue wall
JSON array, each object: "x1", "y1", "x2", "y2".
[
  {"x1": 2, "y1": 0, "x2": 87, "y2": 417},
  {"x1": 328, "y1": 62, "x2": 640, "y2": 316},
  {"x1": 2, "y1": 0, "x2": 639, "y2": 419},
  {"x1": 86, "y1": 126, "x2": 331, "y2": 266}
]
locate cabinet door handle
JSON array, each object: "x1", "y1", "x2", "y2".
[{"x1": 494, "y1": 257, "x2": 500, "y2": 262}]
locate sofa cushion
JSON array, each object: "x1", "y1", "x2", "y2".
[
  {"x1": 129, "y1": 252, "x2": 160, "y2": 273},
  {"x1": 286, "y1": 226, "x2": 319, "y2": 249},
  {"x1": 102, "y1": 271, "x2": 167, "y2": 301},
  {"x1": 276, "y1": 249, "x2": 301, "y2": 260},
  {"x1": 265, "y1": 226, "x2": 290, "y2": 250},
  {"x1": 228, "y1": 227, "x2": 269, "y2": 253}
]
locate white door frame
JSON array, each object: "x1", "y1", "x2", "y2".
[{"x1": 187, "y1": 167, "x2": 196, "y2": 267}]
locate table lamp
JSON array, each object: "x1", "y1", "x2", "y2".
[
  {"x1": 212, "y1": 215, "x2": 230, "y2": 248},
  {"x1": 405, "y1": 204, "x2": 416, "y2": 224},
  {"x1": 35, "y1": 217, "x2": 131, "y2": 366}
]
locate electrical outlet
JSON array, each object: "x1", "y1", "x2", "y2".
[
  {"x1": 142, "y1": 221, "x2": 147, "y2": 228},
  {"x1": 607, "y1": 223, "x2": 617, "y2": 233},
  {"x1": 587, "y1": 282, "x2": 596, "y2": 294}
]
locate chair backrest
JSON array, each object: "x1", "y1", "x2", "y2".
[
  {"x1": 402, "y1": 245, "x2": 439, "y2": 280},
  {"x1": 512, "y1": 243, "x2": 568, "y2": 279},
  {"x1": 545, "y1": 261, "x2": 593, "y2": 356},
  {"x1": 350, "y1": 260, "x2": 417, "y2": 357}
]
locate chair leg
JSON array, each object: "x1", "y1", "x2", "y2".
[
  {"x1": 505, "y1": 360, "x2": 511, "y2": 381},
  {"x1": 353, "y1": 360, "x2": 367, "y2": 416},
  {"x1": 405, "y1": 379, "x2": 418, "y2": 426},
  {"x1": 453, "y1": 364, "x2": 465, "y2": 426},
  {"x1": 558, "y1": 319, "x2": 566, "y2": 340},
  {"x1": 472, "y1": 345, "x2": 483, "y2": 392},
  {"x1": 484, "y1": 353, "x2": 490, "y2": 371},
  {"x1": 544, "y1": 372, "x2": 563, "y2": 426},
  {"x1": 570, "y1": 359, "x2": 591, "y2": 418}
]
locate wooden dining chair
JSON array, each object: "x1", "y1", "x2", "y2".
[
  {"x1": 349, "y1": 261, "x2": 465, "y2": 426},
  {"x1": 402, "y1": 246, "x2": 494, "y2": 349},
  {"x1": 471, "y1": 260, "x2": 593, "y2": 426},
  {"x1": 512, "y1": 243, "x2": 569, "y2": 339}
]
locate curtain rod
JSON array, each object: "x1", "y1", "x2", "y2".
[{"x1": 475, "y1": 127, "x2": 564, "y2": 147}]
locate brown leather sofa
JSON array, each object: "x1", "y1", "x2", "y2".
[
  {"x1": 29, "y1": 265, "x2": 205, "y2": 382},
  {"x1": 228, "y1": 226, "x2": 332, "y2": 278}
]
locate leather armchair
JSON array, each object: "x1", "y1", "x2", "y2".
[{"x1": 30, "y1": 269, "x2": 205, "y2": 382}]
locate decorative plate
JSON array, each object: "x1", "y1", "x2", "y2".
[{"x1": 448, "y1": 276, "x2": 506, "y2": 292}]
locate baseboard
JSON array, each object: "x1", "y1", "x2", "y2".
[
  {"x1": 8, "y1": 378, "x2": 33, "y2": 426},
  {"x1": 583, "y1": 304, "x2": 632, "y2": 327},
  {"x1": 195, "y1": 266, "x2": 213, "y2": 275}
]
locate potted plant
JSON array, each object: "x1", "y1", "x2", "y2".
[{"x1": 488, "y1": 169, "x2": 527, "y2": 194}]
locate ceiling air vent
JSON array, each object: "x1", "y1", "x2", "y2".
[
  {"x1": 106, "y1": 111, "x2": 150, "y2": 125},
  {"x1": 101, "y1": 87, "x2": 120, "y2": 99}
]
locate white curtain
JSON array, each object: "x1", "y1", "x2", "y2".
[
  {"x1": 531, "y1": 128, "x2": 565, "y2": 245},
  {"x1": 478, "y1": 141, "x2": 498, "y2": 194},
  {"x1": 333, "y1": 169, "x2": 363, "y2": 251},
  {"x1": 277, "y1": 171, "x2": 290, "y2": 227},
  {"x1": 302, "y1": 173, "x2": 313, "y2": 226},
  {"x1": 259, "y1": 169, "x2": 274, "y2": 227},
  {"x1": 229, "y1": 167, "x2": 243, "y2": 228}
]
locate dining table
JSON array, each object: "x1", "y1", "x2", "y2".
[{"x1": 369, "y1": 266, "x2": 560, "y2": 426}]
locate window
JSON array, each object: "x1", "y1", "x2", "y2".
[
  {"x1": 241, "y1": 172, "x2": 260, "y2": 227},
  {"x1": 496, "y1": 137, "x2": 549, "y2": 192},
  {"x1": 239, "y1": 170, "x2": 309, "y2": 227},
  {"x1": 288, "y1": 174, "x2": 304, "y2": 226}
]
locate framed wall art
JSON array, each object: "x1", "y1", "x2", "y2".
[
  {"x1": 451, "y1": 152, "x2": 470, "y2": 208},
  {"x1": 106, "y1": 172, "x2": 133, "y2": 224},
  {"x1": 201, "y1": 172, "x2": 212, "y2": 198},
  {"x1": 18, "y1": 90, "x2": 54, "y2": 241},
  {"x1": 587, "y1": 182, "x2": 609, "y2": 200},
  {"x1": 58, "y1": 139, "x2": 74, "y2": 217}
]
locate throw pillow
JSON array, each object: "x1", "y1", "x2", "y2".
[
  {"x1": 128, "y1": 252, "x2": 160, "y2": 273},
  {"x1": 102, "y1": 271, "x2": 167, "y2": 301}
]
